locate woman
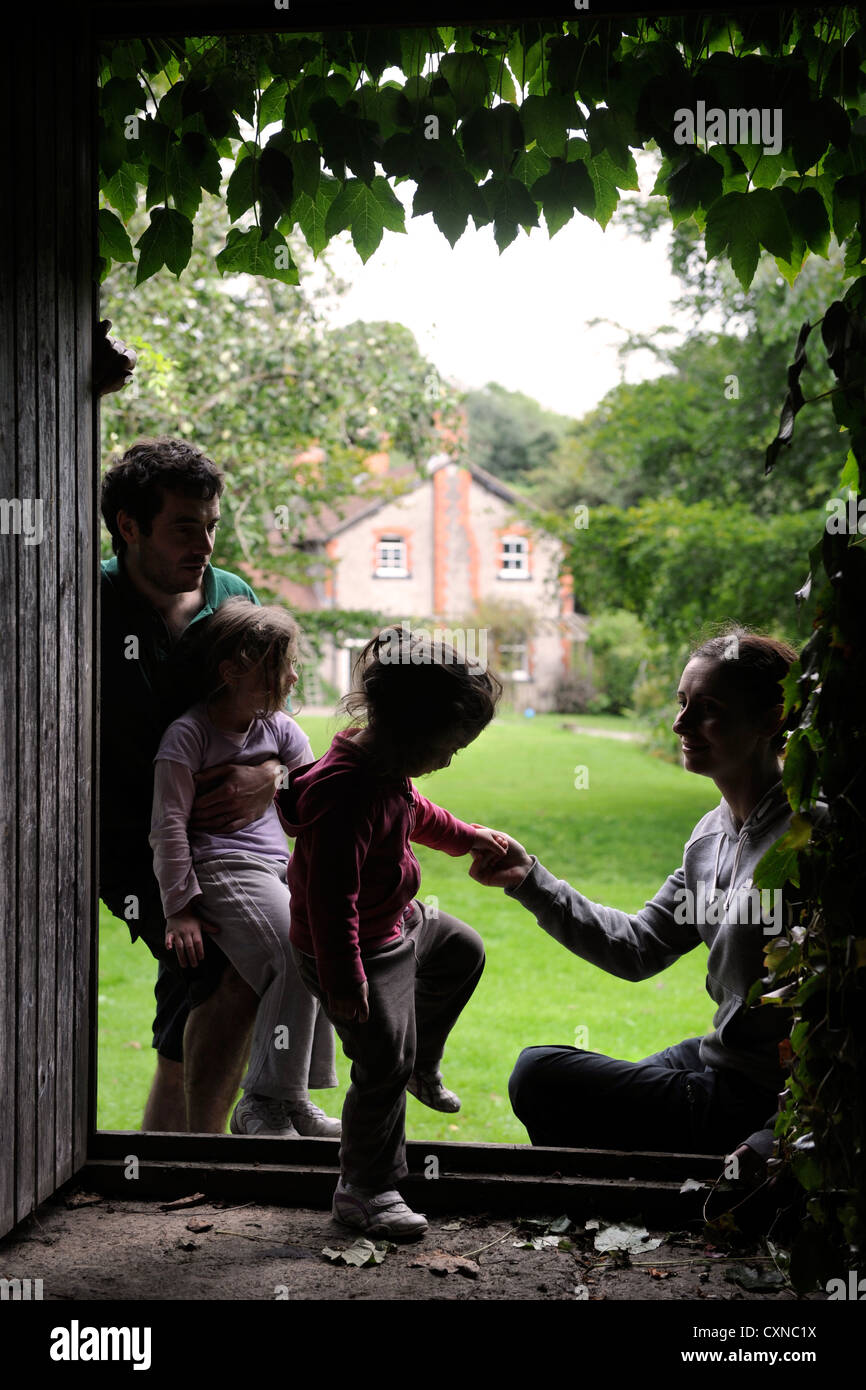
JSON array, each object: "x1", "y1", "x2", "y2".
[{"x1": 470, "y1": 627, "x2": 800, "y2": 1173}]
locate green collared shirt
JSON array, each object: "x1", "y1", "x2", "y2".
[{"x1": 99, "y1": 553, "x2": 259, "y2": 888}]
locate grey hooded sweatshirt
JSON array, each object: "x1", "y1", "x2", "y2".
[{"x1": 506, "y1": 779, "x2": 797, "y2": 1158}]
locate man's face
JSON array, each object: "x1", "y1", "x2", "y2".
[{"x1": 119, "y1": 489, "x2": 221, "y2": 596}]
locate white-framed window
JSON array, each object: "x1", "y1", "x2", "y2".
[
  {"x1": 498, "y1": 641, "x2": 530, "y2": 681},
  {"x1": 375, "y1": 535, "x2": 408, "y2": 578},
  {"x1": 499, "y1": 534, "x2": 529, "y2": 578}
]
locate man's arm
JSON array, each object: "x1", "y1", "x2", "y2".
[{"x1": 188, "y1": 759, "x2": 283, "y2": 833}]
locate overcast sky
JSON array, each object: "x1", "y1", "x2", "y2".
[{"x1": 316, "y1": 153, "x2": 690, "y2": 423}]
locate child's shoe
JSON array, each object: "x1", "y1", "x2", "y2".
[
  {"x1": 230, "y1": 1094, "x2": 300, "y2": 1137},
  {"x1": 407, "y1": 1070, "x2": 461, "y2": 1113},
  {"x1": 288, "y1": 1100, "x2": 342, "y2": 1138},
  {"x1": 332, "y1": 1178, "x2": 428, "y2": 1241}
]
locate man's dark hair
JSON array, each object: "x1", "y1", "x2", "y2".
[{"x1": 100, "y1": 437, "x2": 225, "y2": 555}]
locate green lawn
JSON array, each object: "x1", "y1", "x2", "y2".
[{"x1": 98, "y1": 712, "x2": 718, "y2": 1142}]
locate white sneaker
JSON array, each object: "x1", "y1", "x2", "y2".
[
  {"x1": 288, "y1": 1101, "x2": 342, "y2": 1138},
  {"x1": 230, "y1": 1094, "x2": 300, "y2": 1137},
  {"x1": 332, "y1": 1177, "x2": 428, "y2": 1241}
]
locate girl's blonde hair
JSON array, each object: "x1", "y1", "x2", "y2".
[{"x1": 203, "y1": 597, "x2": 301, "y2": 714}]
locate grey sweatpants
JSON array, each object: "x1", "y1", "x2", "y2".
[
  {"x1": 194, "y1": 854, "x2": 337, "y2": 1099},
  {"x1": 293, "y1": 899, "x2": 485, "y2": 1189}
]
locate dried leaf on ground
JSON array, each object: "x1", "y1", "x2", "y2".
[
  {"x1": 590, "y1": 1223, "x2": 663, "y2": 1255},
  {"x1": 513, "y1": 1235, "x2": 571, "y2": 1251},
  {"x1": 409, "y1": 1251, "x2": 480, "y2": 1278},
  {"x1": 186, "y1": 1220, "x2": 213, "y2": 1233},
  {"x1": 160, "y1": 1193, "x2": 208, "y2": 1211},
  {"x1": 321, "y1": 1238, "x2": 392, "y2": 1267},
  {"x1": 646, "y1": 1267, "x2": 674, "y2": 1279},
  {"x1": 65, "y1": 1192, "x2": 104, "y2": 1209},
  {"x1": 679, "y1": 1178, "x2": 707, "y2": 1193}
]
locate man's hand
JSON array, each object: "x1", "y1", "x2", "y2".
[
  {"x1": 165, "y1": 908, "x2": 219, "y2": 967},
  {"x1": 469, "y1": 832, "x2": 533, "y2": 890},
  {"x1": 94, "y1": 318, "x2": 137, "y2": 397},
  {"x1": 190, "y1": 759, "x2": 282, "y2": 833},
  {"x1": 326, "y1": 981, "x2": 370, "y2": 1024}
]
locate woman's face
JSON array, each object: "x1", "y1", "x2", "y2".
[{"x1": 672, "y1": 657, "x2": 781, "y2": 782}]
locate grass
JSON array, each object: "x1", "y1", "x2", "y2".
[{"x1": 97, "y1": 712, "x2": 718, "y2": 1143}]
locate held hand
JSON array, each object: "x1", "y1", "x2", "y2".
[
  {"x1": 469, "y1": 832, "x2": 533, "y2": 890},
  {"x1": 469, "y1": 824, "x2": 509, "y2": 857},
  {"x1": 326, "y1": 982, "x2": 370, "y2": 1025},
  {"x1": 94, "y1": 318, "x2": 137, "y2": 397},
  {"x1": 190, "y1": 759, "x2": 282, "y2": 833},
  {"x1": 165, "y1": 909, "x2": 219, "y2": 967}
]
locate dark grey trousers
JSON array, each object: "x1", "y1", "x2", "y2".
[{"x1": 293, "y1": 899, "x2": 485, "y2": 1189}]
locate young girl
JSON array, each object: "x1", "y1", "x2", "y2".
[
  {"x1": 278, "y1": 626, "x2": 508, "y2": 1240},
  {"x1": 149, "y1": 596, "x2": 341, "y2": 1138}
]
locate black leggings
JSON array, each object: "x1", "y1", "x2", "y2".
[{"x1": 509, "y1": 1037, "x2": 778, "y2": 1154}]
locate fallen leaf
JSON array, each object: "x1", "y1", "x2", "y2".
[
  {"x1": 65, "y1": 1192, "x2": 103, "y2": 1209},
  {"x1": 513, "y1": 1235, "x2": 570, "y2": 1251},
  {"x1": 647, "y1": 1267, "x2": 673, "y2": 1280},
  {"x1": 592, "y1": 1223, "x2": 663, "y2": 1255},
  {"x1": 321, "y1": 1238, "x2": 392, "y2": 1267},
  {"x1": 186, "y1": 1220, "x2": 213, "y2": 1233},
  {"x1": 160, "y1": 1193, "x2": 208, "y2": 1211},
  {"x1": 679, "y1": 1178, "x2": 706, "y2": 1194},
  {"x1": 549, "y1": 1215, "x2": 572, "y2": 1234},
  {"x1": 409, "y1": 1251, "x2": 480, "y2": 1278},
  {"x1": 440, "y1": 1220, "x2": 464, "y2": 1231}
]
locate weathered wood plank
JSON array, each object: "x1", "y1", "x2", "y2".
[
  {"x1": 13, "y1": 23, "x2": 40, "y2": 1228},
  {"x1": 54, "y1": 21, "x2": 79, "y2": 1194},
  {"x1": 76, "y1": 1157, "x2": 710, "y2": 1224},
  {"x1": 0, "y1": 23, "x2": 20, "y2": 1243},
  {"x1": 35, "y1": 28, "x2": 61, "y2": 1211},
  {"x1": 89, "y1": 1131, "x2": 726, "y2": 1181}
]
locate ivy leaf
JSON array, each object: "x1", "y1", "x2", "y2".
[
  {"x1": 705, "y1": 189, "x2": 792, "y2": 290},
  {"x1": 481, "y1": 175, "x2": 539, "y2": 252},
  {"x1": 134, "y1": 206, "x2": 193, "y2": 284},
  {"x1": 258, "y1": 144, "x2": 295, "y2": 238},
  {"x1": 179, "y1": 131, "x2": 222, "y2": 196},
  {"x1": 98, "y1": 208, "x2": 134, "y2": 267},
  {"x1": 103, "y1": 164, "x2": 143, "y2": 221},
  {"x1": 586, "y1": 107, "x2": 634, "y2": 177},
  {"x1": 512, "y1": 146, "x2": 551, "y2": 189},
  {"x1": 226, "y1": 156, "x2": 258, "y2": 224},
  {"x1": 165, "y1": 140, "x2": 203, "y2": 220},
  {"x1": 460, "y1": 105, "x2": 525, "y2": 177},
  {"x1": 788, "y1": 186, "x2": 831, "y2": 258},
  {"x1": 325, "y1": 177, "x2": 406, "y2": 261},
  {"x1": 831, "y1": 173, "x2": 863, "y2": 245},
  {"x1": 311, "y1": 96, "x2": 379, "y2": 183},
  {"x1": 520, "y1": 93, "x2": 581, "y2": 159},
  {"x1": 258, "y1": 78, "x2": 288, "y2": 131},
  {"x1": 215, "y1": 227, "x2": 299, "y2": 284},
  {"x1": 576, "y1": 149, "x2": 632, "y2": 229},
  {"x1": 439, "y1": 52, "x2": 489, "y2": 117},
  {"x1": 291, "y1": 175, "x2": 340, "y2": 257},
  {"x1": 666, "y1": 151, "x2": 723, "y2": 225},
  {"x1": 532, "y1": 159, "x2": 595, "y2": 235},
  {"x1": 413, "y1": 165, "x2": 478, "y2": 246}
]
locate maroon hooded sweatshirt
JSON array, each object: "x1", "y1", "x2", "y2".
[{"x1": 278, "y1": 731, "x2": 477, "y2": 997}]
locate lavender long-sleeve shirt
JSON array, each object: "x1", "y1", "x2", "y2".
[{"x1": 149, "y1": 701, "x2": 313, "y2": 919}]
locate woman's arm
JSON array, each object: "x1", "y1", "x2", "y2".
[{"x1": 471, "y1": 833, "x2": 700, "y2": 982}]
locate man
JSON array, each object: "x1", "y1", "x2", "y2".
[{"x1": 99, "y1": 434, "x2": 285, "y2": 1133}]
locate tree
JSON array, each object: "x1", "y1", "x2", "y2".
[
  {"x1": 101, "y1": 195, "x2": 461, "y2": 587},
  {"x1": 464, "y1": 382, "x2": 571, "y2": 483}
]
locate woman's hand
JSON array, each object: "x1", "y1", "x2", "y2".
[
  {"x1": 165, "y1": 908, "x2": 219, "y2": 966},
  {"x1": 327, "y1": 981, "x2": 370, "y2": 1024},
  {"x1": 469, "y1": 832, "x2": 533, "y2": 890},
  {"x1": 190, "y1": 759, "x2": 282, "y2": 833}
]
